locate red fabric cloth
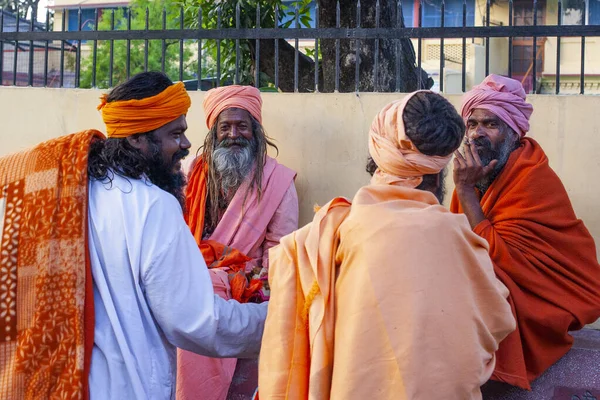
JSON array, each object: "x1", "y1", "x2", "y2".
[{"x1": 450, "y1": 137, "x2": 600, "y2": 389}]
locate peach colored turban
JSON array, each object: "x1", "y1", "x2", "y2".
[
  {"x1": 368, "y1": 91, "x2": 452, "y2": 188},
  {"x1": 461, "y1": 74, "x2": 534, "y2": 137},
  {"x1": 202, "y1": 85, "x2": 263, "y2": 129},
  {"x1": 98, "y1": 82, "x2": 191, "y2": 138}
]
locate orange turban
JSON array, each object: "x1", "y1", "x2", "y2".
[
  {"x1": 98, "y1": 82, "x2": 191, "y2": 138},
  {"x1": 368, "y1": 91, "x2": 452, "y2": 188},
  {"x1": 202, "y1": 85, "x2": 262, "y2": 129}
]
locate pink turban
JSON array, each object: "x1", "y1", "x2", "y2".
[
  {"x1": 461, "y1": 74, "x2": 534, "y2": 137},
  {"x1": 368, "y1": 91, "x2": 452, "y2": 188},
  {"x1": 202, "y1": 85, "x2": 263, "y2": 129}
]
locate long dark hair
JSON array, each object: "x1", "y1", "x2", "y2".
[{"x1": 88, "y1": 72, "x2": 174, "y2": 183}]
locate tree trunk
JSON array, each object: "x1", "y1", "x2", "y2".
[{"x1": 319, "y1": 0, "x2": 432, "y2": 92}]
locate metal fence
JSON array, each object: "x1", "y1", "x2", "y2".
[{"x1": 1, "y1": 1, "x2": 599, "y2": 94}]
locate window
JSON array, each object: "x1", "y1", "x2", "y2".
[
  {"x1": 403, "y1": 0, "x2": 475, "y2": 27},
  {"x1": 589, "y1": 0, "x2": 600, "y2": 24},
  {"x1": 562, "y1": 0, "x2": 600, "y2": 25},
  {"x1": 67, "y1": 8, "x2": 97, "y2": 31}
]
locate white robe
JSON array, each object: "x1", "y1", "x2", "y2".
[{"x1": 87, "y1": 173, "x2": 267, "y2": 399}]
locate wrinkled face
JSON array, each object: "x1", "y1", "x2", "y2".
[
  {"x1": 216, "y1": 108, "x2": 254, "y2": 144},
  {"x1": 465, "y1": 108, "x2": 518, "y2": 167}
]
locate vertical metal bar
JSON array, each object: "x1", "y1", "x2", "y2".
[
  {"x1": 294, "y1": 3, "x2": 299, "y2": 92},
  {"x1": 485, "y1": 0, "x2": 490, "y2": 76},
  {"x1": 44, "y1": 8, "x2": 49, "y2": 87},
  {"x1": 462, "y1": 0, "x2": 466, "y2": 91},
  {"x1": 197, "y1": 6, "x2": 202, "y2": 90},
  {"x1": 355, "y1": 0, "x2": 361, "y2": 93},
  {"x1": 532, "y1": 0, "x2": 537, "y2": 93},
  {"x1": 440, "y1": 0, "x2": 445, "y2": 93},
  {"x1": 335, "y1": 0, "x2": 340, "y2": 92},
  {"x1": 375, "y1": 0, "x2": 380, "y2": 92},
  {"x1": 75, "y1": 7, "x2": 82, "y2": 88},
  {"x1": 255, "y1": 3, "x2": 261, "y2": 87},
  {"x1": 556, "y1": 0, "x2": 561, "y2": 94},
  {"x1": 418, "y1": 0, "x2": 423, "y2": 88},
  {"x1": 580, "y1": 0, "x2": 585, "y2": 94},
  {"x1": 179, "y1": 6, "x2": 184, "y2": 81},
  {"x1": 396, "y1": 0, "x2": 404, "y2": 92},
  {"x1": 60, "y1": 7, "x2": 65, "y2": 87},
  {"x1": 28, "y1": 9, "x2": 34, "y2": 86},
  {"x1": 216, "y1": 6, "x2": 221, "y2": 87},
  {"x1": 144, "y1": 7, "x2": 149, "y2": 72},
  {"x1": 314, "y1": 2, "x2": 320, "y2": 92},
  {"x1": 92, "y1": 8, "x2": 98, "y2": 87},
  {"x1": 0, "y1": 10, "x2": 4, "y2": 86},
  {"x1": 234, "y1": 2, "x2": 240, "y2": 84},
  {"x1": 109, "y1": 9, "x2": 114, "y2": 87},
  {"x1": 13, "y1": 6, "x2": 19, "y2": 86},
  {"x1": 127, "y1": 7, "x2": 131, "y2": 79},
  {"x1": 161, "y1": 7, "x2": 166, "y2": 73},
  {"x1": 508, "y1": 0, "x2": 513, "y2": 77},
  {"x1": 274, "y1": 3, "x2": 279, "y2": 88}
]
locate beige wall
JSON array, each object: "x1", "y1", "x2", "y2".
[{"x1": 1, "y1": 87, "x2": 599, "y2": 257}]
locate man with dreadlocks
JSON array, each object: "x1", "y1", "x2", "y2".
[
  {"x1": 178, "y1": 85, "x2": 298, "y2": 400},
  {"x1": 258, "y1": 91, "x2": 515, "y2": 399},
  {"x1": 451, "y1": 74, "x2": 600, "y2": 391}
]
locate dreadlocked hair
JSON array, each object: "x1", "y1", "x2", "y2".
[
  {"x1": 366, "y1": 91, "x2": 464, "y2": 177},
  {"x1": 200, "y1": 111, "x2": 279, "y2": 234}
]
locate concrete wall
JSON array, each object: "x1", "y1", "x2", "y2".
[{"x1": 1, "y1": 87, "x2": 599, "y2": 258}]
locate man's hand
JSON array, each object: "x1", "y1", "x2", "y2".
[
  {"x1": 452, "y1": 141, "x2": 493, "y2": 229},
  {"x1": 453, "y1": 141, "x2": 498, "y2": 192}
]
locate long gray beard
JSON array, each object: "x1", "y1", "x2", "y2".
[
  {"x1": 213, "y1": 144, "x2": 255, "y2": 196},
  {"x1": 475, "y1": 135, "x2": 518, "y2": 195}
]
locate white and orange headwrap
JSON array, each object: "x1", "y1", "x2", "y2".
[
  {"x1": 98, "y1": 81, "x2": 191, "y2": 138},
  {"x1": 368, "y1": 91, "x2": 452, "y2": 188},
  {"x1": 202, "y1": 85, "x2": 263, "y2": 129}
]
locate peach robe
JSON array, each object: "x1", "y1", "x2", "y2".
[{"x1": 259, "y1": 184, "x2": 516, "y2": 399}]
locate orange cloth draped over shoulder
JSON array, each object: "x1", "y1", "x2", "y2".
[
  {"x1": 0, "y1": 130, "x2": 102, "y2": 400},
  {"x1": 450, "y1": 137, "x2": 600, "y2": 389},
  {"x1": 185, "y1": 158, "x2": 262, "y2": 303},
  {"x1": 98, "y1": 82, "x2": 191, "y2": 138}
]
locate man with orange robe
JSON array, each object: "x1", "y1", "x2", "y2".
[
  {"x1": 452, "y1": 74, "x2": 600, "y2": 390},
  {"x1": 0, "y1": 72, "x2": 268, "y2": 400},
  {"x1": 178, "y1": 85, "x2": 298, "y2": 399},
  {"x1": 258, "y1": 91, "x2": 516, "y2": 399}
]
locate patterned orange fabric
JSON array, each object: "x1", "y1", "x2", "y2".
[{"x1": 0, "y1": 130, "x2": 101, "y2": 399}]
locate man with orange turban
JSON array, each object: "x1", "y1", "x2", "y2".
[
  {"x1": 178, "y1": 85, "x2": 298, "y2": 399},
  {"x1": 452, "y1": 74, "x2": 600, "y2": 392},
  {"x1": 258, "y1": 91, "x2": 516, "y2": 399}
]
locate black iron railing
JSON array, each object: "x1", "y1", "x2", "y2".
[{"x1": 0, "y1": 0, "x2": 599, "y2": 93}]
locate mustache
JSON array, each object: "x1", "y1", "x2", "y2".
[
  {"x1": 172, "y1": 149, "x2": 189, "y2": 163},
  {"x1": 469, "y1": 137, "x2": 493, "y2": 150},
  {"x1": 219, "y1": 137, "x2": 251, "y2": 148}
]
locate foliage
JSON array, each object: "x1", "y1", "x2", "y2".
[
  {"x1": 177, "y1": 0, "x2": 313, "y2": 86},
  {"x1": 80, "y1": 0, "x2": 197, "y2": 89}
]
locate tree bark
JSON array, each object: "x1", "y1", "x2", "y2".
[{"x1": 319, "y1": 0, "x2": 432, "y2": 92}]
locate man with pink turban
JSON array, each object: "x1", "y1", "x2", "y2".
[
  {"x1": 451, "y1": 74, "x2": 600, "y2": 391},
  {"x1": 177, "y1": 85, "x2": 299, "y2": 400},
  {"x1": 257, "y1": 91, "x2": 515, "y2": 400}
]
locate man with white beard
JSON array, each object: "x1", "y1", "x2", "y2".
[{"x1": 177, "y1": 85, "x2": 299, "y2": 400}]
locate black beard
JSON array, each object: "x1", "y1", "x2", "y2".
[
  {"x1": 146, "y1": 136, "x2": 189, "y2": 210},
  {"x1": 472, "y1": 135, "x2": 518, "y2": 195}
]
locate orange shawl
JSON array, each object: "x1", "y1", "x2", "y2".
[
  {"x1": 450, "y1": 137, "x2": 600, "y2": 389},
  {"x1": 184, "y1": 158, "x2": 262, "y2": 302},
  {"x1": 259, "y1": 185, "x2": 515, "y2": 399},
  {"x1": 0, "y1": 130, "x2": 101, "y2": 399}
]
